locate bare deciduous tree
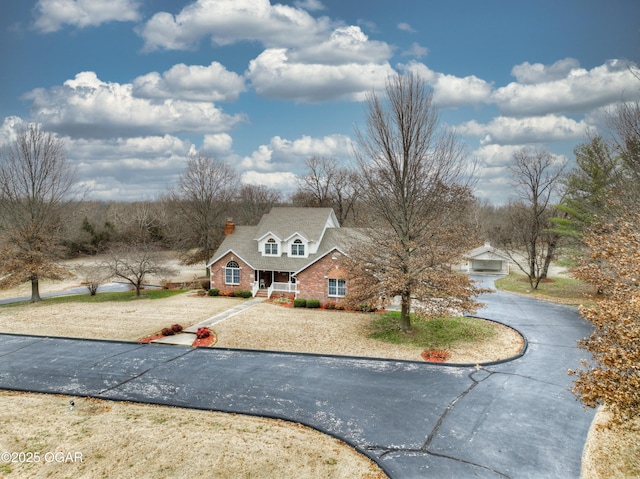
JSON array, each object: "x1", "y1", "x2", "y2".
[
  {"x1": 608, "y1": 96, "x2": 640, "y2": 201},
  {"x1": 0, "y1": 124, "x2": 78, "y2": 302},
  {"x1": 107, "y1": 243, "x2": 176, "y2": 296},
  {"x1": 498, "y1": 148, "x2": 566, "y2": 289},
  {"x1": 107, "y1": 200, "x2": 168, "y2": 244},
  {"x1": 74, "y1": 263, "x2": 111, "y2": 295},
  {"x1": 294, "y1": 156, "x2": 358, "y2": 224},
  {"x1": 236, "y1": 184, "x2": 282, "y2": 225},
  {"x1": 347, "y1": 72, "x2": 485, "y2": 331},
  {"x1": 609, "y1": 101, "x2": 640, "y2": 182},
  {"x1": 168, "y1": 154, "x2": 240, "y2": 266}
]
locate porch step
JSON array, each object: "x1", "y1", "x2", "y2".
[{"x1": 254, "y1": 289, "x2": 268, "y2": 298}]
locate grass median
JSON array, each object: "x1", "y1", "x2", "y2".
[
  {"x1": 368, "y1": 312, "x2": 495, "y2": 350},
  {"x1": 495, "y1": 273, "x2": 595, "y2": 306}
]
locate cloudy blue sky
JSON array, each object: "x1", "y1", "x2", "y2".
[{"x1": 1, "y1": 0, "x2": 639, "y2": 203}]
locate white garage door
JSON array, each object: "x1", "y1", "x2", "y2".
[{"x1": 472, "y1": 260, "x2": 502, "y2": 271}]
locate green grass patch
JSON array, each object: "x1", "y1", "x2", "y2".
[
  {"x1": 554, "y1": 257, "x2": 579, "y2": 268},
  {"x1": 495, "y1": 273, "x2": 596, "y2": 306},
  {"x1": 0, "y1": 289, "x2": 186, "y2": 308},
  {"x1": 368, "y1": 312, "x2": 495, "y2": 350},
  {"x1": 50, "y1": 289, "x2": 185, "y2": 303}
]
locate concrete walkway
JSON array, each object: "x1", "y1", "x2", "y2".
[
  {"x1": 0, "y1": 277, "x2": 594, "y2": 478},
  {"x1": 184, "y1": 297, "x2": 267, "y2": 331},
  {"x1": 151, "y1": 297, "x2": 266, "y2": 345}
]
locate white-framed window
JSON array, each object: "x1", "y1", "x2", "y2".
[
  {"x1": 265, "y1": 238, "x2": 278, "y2": 255},
  {"x1": 328, "y1": 278, "x2": 346, "y2": 297},
  {"x1": 225, "y1": 260, "x2": 240, "y2": 285},
  {"x1": 291, "y1": 239, "x2": 305, "y2": 256}
]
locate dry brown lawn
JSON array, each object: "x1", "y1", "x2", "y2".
[
  {"x1": 581, "y1": 408, "x2": 640, "y2": 479},
  {"x1": 0, "y1": 391, "x2": 385, "y2": 479},
  {"x1": 213, "y1": 302, "x2": 523, "y2": 363}
]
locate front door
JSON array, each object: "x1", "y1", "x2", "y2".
[{"x1": 258, "y1": 271, "x2": 272, "y2": 288}]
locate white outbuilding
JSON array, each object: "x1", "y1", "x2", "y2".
[{"x1": 463, "y1": 242, "x2": 511, "y2": 274}]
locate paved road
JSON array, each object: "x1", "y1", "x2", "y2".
[
  {"x1": 0, "y1": 282, "x2": 142, "y2": 305},
  {"x1": 0, "y1": 277, "x2": 594, "y2": 478}
]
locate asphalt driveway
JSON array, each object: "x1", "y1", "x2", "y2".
[{"x1": 0, "y1": 277, "x2": 595, "y2": 478}]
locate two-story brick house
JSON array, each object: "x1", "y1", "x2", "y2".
[{"x1": 206, "y1": 207, "x2": 357, "y2": 303}]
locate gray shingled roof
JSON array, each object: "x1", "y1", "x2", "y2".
[
  {"x1": 207, "y1": 208, "x2": 361, "y2": 273},
  {"x1": 254, "y1": 207, "x2": 337, "y2": 242}
]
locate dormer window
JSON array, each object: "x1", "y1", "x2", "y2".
[
  {"x1": 291, "y1": 239, "x2": 305, "y2": 256},
  {"x1": 265, "y1": 238, "x2": 278, "y2": 255}
]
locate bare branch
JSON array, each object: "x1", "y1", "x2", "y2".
[
  {"x1": 294, "y1": 156, "x2": 359, "y2": 225},
  {"x1": 107, "y1": 243, "x2": 177, "y2": 296},
  {"x1": 167, "y1": 154, "x2": 240, "y2": 265},
  {"x1": 348, "y1": 72, "x2": 483, "y2": 330}
]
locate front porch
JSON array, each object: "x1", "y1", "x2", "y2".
[{"x1": 252, "y1": 270, "x2": 298, "y2": 298}]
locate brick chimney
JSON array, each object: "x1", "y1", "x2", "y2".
[{"x1": 224, "y1": 218, "x2": 235, "y2": 236}]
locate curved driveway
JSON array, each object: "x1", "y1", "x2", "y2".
[{"x1": 0, "y1": 277, "x2": 595, "y2": 478}]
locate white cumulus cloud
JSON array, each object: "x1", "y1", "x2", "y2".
[
  {"x1": 240, "y1": 134, "x2": 353, "y2": 171},
  {"x1": 241, "y1": 171, "x2": 299, "y2": 192},
  {"x1": 247, "y1": 48, "x2": 393, "y2": 102},
  {"x1": 132, "y1": 62, "x2": 246, "y2": 102},
  {"x1": 24, "y1": 71, "x2": 244, "y2": 139},
  {"x1": 493, "y1": 59, "x2": 639, "y2": 116},
  {"x1": 33, "y1": 0, "x2": 140, "y2": 33},
  {"x1": 201, "y1": 133, "x2": 234, "y2": 155},
  {"x1": 137, "y1": 1, "x2": 396, "y2": 103},
  {"x1": 474, "y1": 144, "x2": 527, "y2": 168},
  {"x1": 510, "y1": 58, "x2": 581, "y2": 85},
  {"x1": 137, "y1": 0, "x2": 333, "y2": 51},
  {"x1": 290, "y1": 26, "x2": 392, "y2": 65},
  {"x1": 70, "y1": 134, "x2": 191, "y2": 160},
  {"x1": 458, "y1": 114, "x2": 589, "y2": 145},
  {"x1": 66, "y1": 134, "x2": 193, "y2": 199},
  {"x1": 0, "y1": 116, "x2": 27, "y2": 147},
  {"x1": 403, "y1": 62, "x2": 492, "y2": 108}
]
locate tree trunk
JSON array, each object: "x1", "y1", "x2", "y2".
[
  {"x1": 399, "y1": 292, "x2": 412, "y2": 331},
  {"x1": 528, "y1": 243, "x2": 537, "y2": 290},
  {"x1": 31, "y1": 276, "x2": 42, "y2": 303},
  {"x1": 540, "y1": 235, "x2": 559, "y2": 280}
]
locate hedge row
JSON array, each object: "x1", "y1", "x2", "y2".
[
  {"x1": 208, "y1": 288, "x2": 252, "y2": 298},
  {"x1": 293, "y1": 299, "x2": 321, "y2": 308},
  {"x1": 295, "y1": 300, "x2": 375, "y2": 312}
]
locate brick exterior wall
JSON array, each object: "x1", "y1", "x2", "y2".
[
  {"x1": 210, "y1": 252, "x2": 255, "y2": 295},
  {"x1": 297, "y1": 252, "x2": 348, "y2": 304},
  {"x1": 209, "y1": 250, "x2": 349, "y2": 304}
]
